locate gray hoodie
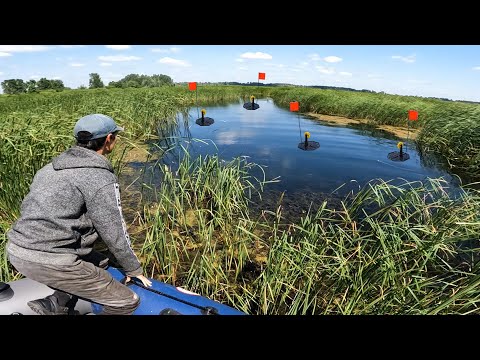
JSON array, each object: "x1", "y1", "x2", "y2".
[{"x1": 6, "y1": 146, "x2": 142, "y2": 277}]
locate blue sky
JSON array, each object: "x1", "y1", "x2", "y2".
[{"x1": 1, "y1": 45, "x2": 479, "y2": 102}]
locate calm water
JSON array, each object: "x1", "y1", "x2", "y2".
[
  {"x1": 152, "y1": 98, "x2": 458, "y2": 196},
  {"x1": 125, "y1": 98, "x2": 461, "y2": 220}
]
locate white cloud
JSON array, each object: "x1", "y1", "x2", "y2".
[
  {"x1": 308, "y1": 54, "x2": 322, "y2": 61},
  {"x1": 240, "y1": 52, "x2": 272, "y2": 60},
  {"x1": 70, "y1": 63, "x2": 85, "y2": 67},
  {"x1": 98, "y1": 55, "x2": 141, "y2": 62},
  {"x1": 324, "y1": 56, "x2": 342, "y2": 63},
  {"x1": 0, "y1": 45, "x2": 51, "y2": 53},
  {"x1": 237, "y1": 66, "x2": 248, "y2": 71},
  {"x1": 316, "y1": 66, "x2": 335, "y2": 74},
  {"x1": 105, "y1": 45, "x2": 131, "y2": 50},
  {"x1": 52, "y1": 76, "x2": 61, "y2": 80},
  {"x1": 157, "y1": 57, "x2": 191, "y2": 67},
  {"x1": 151, "y1": 47, "x2": 180, "y2": 53},
  {"x1": 367, "y1": 73, "x2": 382, "y2": 79},
  {"x1": 30, "y1": 75, "x2": 41, "y2": 79},
  {"x1": 0, "y1": 52, "x2": 12, "y2": 57},
  {"x1": 235, "y1": 58, "x2": 245, "y2": 63},
  {"x1": 392, "y1": 54, "x2": 416, "y2": 63},
  {"x1": 339, "y1": 71, "x2": 352, "y2": 76},
  {"x1": 0, "y1": 71, "x2": 3, "y2": 75},
  {"x1": 100, "y1": 62, "x2": 112, "y2": 66},
  {"x1": 473, "y1": 66, "x2": 480, "y2": 70}
]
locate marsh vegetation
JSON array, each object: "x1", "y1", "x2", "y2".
[{"x1": 1, "y1": 86, "x2": 479, "y2": 314}]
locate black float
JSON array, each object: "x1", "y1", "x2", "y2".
[
  {"x1": 298, "y1": 131, "x2": 320, "y2": 151},
  {"x1": 388, "y1": 141, "x2": 410, "y2": 161},
  {"x1": 243, "y1": 95, "x2": 259, "y2": 110},
  {"x1": 196, "y1": 109, "x2": 214, "y2": 126}
]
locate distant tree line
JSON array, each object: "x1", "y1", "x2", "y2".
[
  {"x1": 107, "y1": 74, "x2": 174, "y2": 88},
  {"x1": 190, "y1": 81, "x2": 474, "y2": 103},
  {"x1": 1, "y1": 78, "x2": 66, "y2": 94},
  {"x1": 2, "y1": 74, "x2": 477, "y2": 104},
  {"x1": 1, "y1": 73, "x2": 174, "y2": 95}
]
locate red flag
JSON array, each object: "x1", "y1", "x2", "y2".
[
  {"x1": 188, "y1": 82, "x2": 197, "y2": 91},
  {"x1": 408, "y1": 110, "x2": 418, "y2": 121},
  {"x1": 258, "y1": 72, "x2": 266, "y2": 80},
  {"x1": 290, "y1": 101, "x2": 299, "y2": 112}
]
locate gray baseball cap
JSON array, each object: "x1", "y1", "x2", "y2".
[{"x1": 74, "y1": 114, "x2": 124, "y2": 140}]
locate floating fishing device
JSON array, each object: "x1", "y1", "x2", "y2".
[
  {"x1": 388, "y1": 109, "x2": 417, "y2": 161},
  {"x1": 298, "y1": 131, "x2": 320, "y2": 151},
  {"x1": 196, "y1": 108, "x2": 214, "y2": 126},
  {"x1": 292, "y1": 101, "x2": 320, "y2": 151},
  {"x1": 243, "y1": 95, "x2": 260, "y2": 110},
  {"x1": 387, "y1": 141, "x2": 410, "y2": 161}
]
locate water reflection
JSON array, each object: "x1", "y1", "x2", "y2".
[{"x1": 132, "y1": 98, "x2": 463, "y2": 217}]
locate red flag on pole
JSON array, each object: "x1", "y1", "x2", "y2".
[
  {"x1": 290, "y1": 101, "x2": 299, "y2": 112},
  {"x1": 408, "y1": 110, "x2": 418, "y2": 121},
  {"x1": 188, "y1": 82, "x2": 197, "y2": 91},
  {"x1": 258, "y1": 72, "x2": 266, "y2": 80}
]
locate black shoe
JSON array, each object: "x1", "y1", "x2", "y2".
[{"x1": 27, "y1": 294, "x2": 80, "y2": 315}]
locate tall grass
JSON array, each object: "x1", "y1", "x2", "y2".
[
  {"x1": 2, "y1": 86, "x2": 480, "y2": 314},
  {"x1": 137, "y1": 148, "x2": 274, "y2": 289},
  {"x1": 416, "y1": 106, "x2": 480, "y2": 181},
  {"x1": 138, "y1": 167, "x2": 480, "y2": 314}
]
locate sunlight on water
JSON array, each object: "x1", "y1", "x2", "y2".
[{"x1": 151, "y1": 98, "x2": 459, "y2": 198}]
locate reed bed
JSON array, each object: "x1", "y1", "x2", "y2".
[
  {"x1": 416, "y1": 106, "x2": 480, "y2": 181},
  {"x1": 137, "y1": 164, "x2": 480, "y2": 314},
  {"x1": 2, "y1": 86, "x2": 480, "y2": 314}
]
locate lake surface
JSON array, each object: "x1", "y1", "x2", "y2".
[
  {"x1": 156, "y1": 98, "x2": 457, "y2": 192},
  {"x1": 131, "y1": 98, "x2": 460, "y2": 220}
]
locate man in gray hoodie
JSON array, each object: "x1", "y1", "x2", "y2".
[{"x1": 6, "y1": 113, "x2": 152, "y2": 315}]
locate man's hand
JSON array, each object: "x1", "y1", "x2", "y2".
[{"x1": 126, "y1": 275, "x2": 152, "y2": 287}]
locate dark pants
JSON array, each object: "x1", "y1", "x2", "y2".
[{"x1": 8, "y1": 253, "x2": 139, "y2": 315}]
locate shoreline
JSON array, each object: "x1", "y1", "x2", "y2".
[{"x1": 305, "y1": 112, "x2": 419, "y2": 140}]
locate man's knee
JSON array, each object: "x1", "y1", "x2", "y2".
[
  {"x1": 129, "y1": 292, "x2": 140, "y2": 310},
  {"x1": 117, "y1": 291, "x2": 140, "y2": 313},
  {"x1": 100, "y1": 292, "x2": 140, "y2": 315}
]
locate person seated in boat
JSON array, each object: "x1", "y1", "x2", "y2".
[{"x1": 5, "y1": 114, "x2": 152, "y2": 315}]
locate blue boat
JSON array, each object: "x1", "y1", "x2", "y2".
[
  {"x1": 0, "y1": 266, "x2": 247, "y2": 315},
  {"x1": 91, "y1": 267, "x2": 246, "y2": 315}
]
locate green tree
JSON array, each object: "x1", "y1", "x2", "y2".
[
  {"x1": 89, "y1": 73, "x2": 104, "y2": 89},
  {"x1": 107, "y1": 73, "x2": 174, "y2": 88},
  {"x1": 50, "y1": 79, "x2": 65, "y2": 91},
  {"x1": 1, "y1": 79, "x2": 27, "y2": 94},
  {"x1": 36, "y1": 78, "x2": 51, "y2": 91},
  {"x1": 150, "y1": 74, "x2": 173, "y2": 86},
  {"x1": 26, "y1": 80, "x2": 37, "y2": 93}
]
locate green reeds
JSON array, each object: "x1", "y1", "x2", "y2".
[
  {"x1": 417, "y1": 106, "x2": 480, "y2": 180},
  {"x1": 137, "y1": 146, "x2": 273, "y2": 304},
  {"x1": 2, "y1": 86, "x2": 480, "y2": 314},
  {"x1": 138, "y1": 172, "x2": 480, "y2": 314}
]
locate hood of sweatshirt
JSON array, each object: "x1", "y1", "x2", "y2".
[{"x1": 52, "y1": 146, "x2": 113, "y2": 172}]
